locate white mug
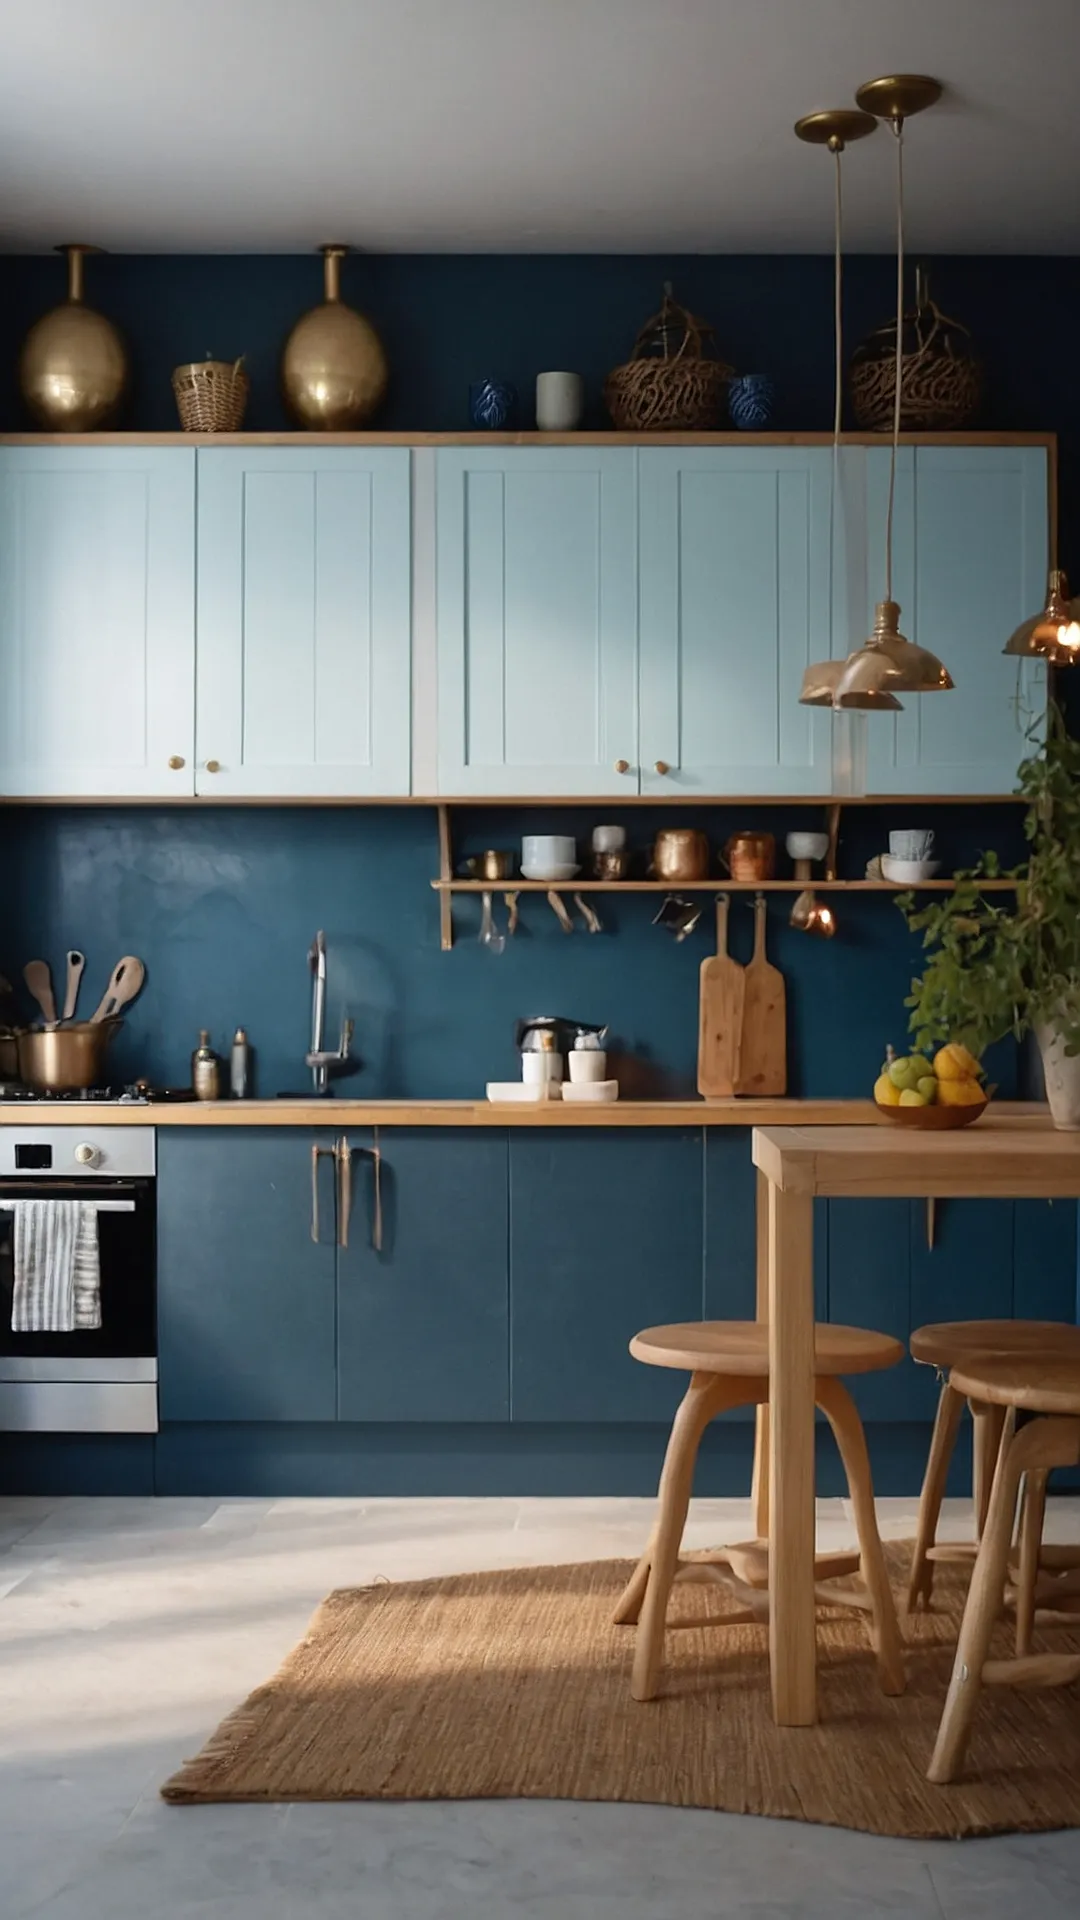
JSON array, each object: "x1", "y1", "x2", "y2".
[
  {"x1": 890, "y1": 829, "x2": 934, "y2": 860},
  {"x1": 522, "y1": 833, "x2": 576, "y2": 870},
  {"x1": 536, "y1": 371, "x2": 584, "y2": 432},
  {"x1": 592, "y1": 824, "x2": 626, "y2": 852},
  {"x1": 568, "y1": 1049, "x2": 607, "y2": 1083}
]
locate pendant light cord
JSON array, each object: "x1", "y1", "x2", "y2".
[
  {"x1": 828, "y1": 142, "x2": 844, "y2": 653},
  {"x1": 884, "y1": 118, "x2": 905, "y2": 605}
]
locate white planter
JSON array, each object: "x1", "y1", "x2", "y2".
[{"x1": 1035, "y1": 1022, "x2": 1080, "y2": 1129}]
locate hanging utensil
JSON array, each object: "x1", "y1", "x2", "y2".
[
  {"x1": 573, "y1": 892, "x2": 602, "y2": 934},
  {"x1": 478, "y1": 893, "x2": 505, "y2": 955},
  {"x1": 23, "y1": 960, "x2": 57, "y2": 1029},
  {"x1": 504, "y1": 890, "x2": 520, "y2": 936},
  {"x1": 547, "y1": 891, "x2": 574, "y2": 934},
  {"x1": 62, "y1": 950, "x2": 86, "y2": 1023},
  {"x1": 90, "y1": 955, "x2": 146, "y2": 1022}
]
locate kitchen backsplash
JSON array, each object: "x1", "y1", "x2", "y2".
[{"x1": 3, "y1": 803, "x2": 1031, "y2": 1100}]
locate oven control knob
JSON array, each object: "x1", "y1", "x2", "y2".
[{"x1": 74, "y1": 1143, "x2": 100, "y2": 1168}]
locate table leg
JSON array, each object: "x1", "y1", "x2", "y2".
[
  {"x1": 751, "y1": 1166, "x2": 770, "y2": 1540},
  {"x1": 767, "y1": 1177, "x2": 817, "y2": 1726}
]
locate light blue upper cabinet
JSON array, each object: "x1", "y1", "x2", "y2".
[
  {"x1": 436, "y1": 448, "x2": 638, "y2": 795},
  {"x1": 638, "y1": 448, "x2": 834, "y2": 795},
  {"x1": 860, "y1": 445, "x2": 1048, "y2": 794},
  {"x1": 0, "y1": 447, "x2": 196, "y2": 798},
  {"x1": 196, "y1": 448, "x2": 411, "y2": 797}
]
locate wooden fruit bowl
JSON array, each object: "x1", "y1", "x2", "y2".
[{"x1": 874, "y1": 1094, "x2": 989, "y2": 1129}]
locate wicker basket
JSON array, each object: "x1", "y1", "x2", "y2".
[
  {"x1": 850, "y1": 277, "x2": 980, "y2": 432},
  {"x1": 172, "y1": 357, "x2": 249, "y2": 433},
  {"x1": 604, "y1": 289, "x2": 731, "y2": 432}
]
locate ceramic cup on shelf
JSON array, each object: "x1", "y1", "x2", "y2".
[
  {"x1": 521, "y1": 833, "x2": 578, "y2": 880},
  {"x1": 890, "y1": 828, "x2": 934, "y2": 860},
  {"x1": 469, "y1": 379, "x2": 517, "y2": 429},
  {"x1": 592, "y1": 824, "x2": 626, "y2": 853},
  {"x1": 535, "y1": 371, "x2": 584, "y2": 431},
  {"x1": 568, "y1": 1048, "x2": 607, "y2": 1083}
]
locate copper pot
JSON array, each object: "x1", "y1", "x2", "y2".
[
  {"x1": 16, "y1": 1019, "x2": 122, "y2": 1092},
  {"x1": 651, "y1": 828, "x2": 710, "y2": 882},
  {"x1": 721, "y1": 832, "x2": 776, "y2": 883}
]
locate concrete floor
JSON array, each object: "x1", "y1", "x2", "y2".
[{"x1": 3, "y1": 1492, "x2": 1080, "y2": 1919}]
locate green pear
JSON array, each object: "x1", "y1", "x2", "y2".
[
  {"x1": 888, "y1": 1055, "x2": 924, "y2": 1093},
  {"x1": 916, "y1": 1076, "x2": 938, "y2": 1104}
]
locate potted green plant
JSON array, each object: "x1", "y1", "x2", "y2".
[{"x1": 900, "y1": 702, "x2": 1080, "y2": 1129}]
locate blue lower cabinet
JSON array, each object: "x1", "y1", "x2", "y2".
[
  {"x1": 826, "y1": 1198, "x2": 916, "y2": 1423},
  {"x1": 336, "y1": 1130, "x2": 509, "y2": 1421},
  {"x1": 158, "y1": 1129, "x2": 337, "y2": 1422},
  {"x1": 509, "y1": 1130, "x2": 704, "y2": 1422},
  {"x1": 703, "y1": 1131, "x2": 756, "y2": 1320}
]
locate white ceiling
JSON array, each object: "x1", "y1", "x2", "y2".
[{"x1": 2, "y1": 0, "x2": 1078, "y2": 254}]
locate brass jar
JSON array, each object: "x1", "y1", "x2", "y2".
[
  {"x1": 281, "y1": 245, "x2": 388, "y2": 429},
  {"x1": 19, "y1": 245, "x2": 128, "y2": 432}
]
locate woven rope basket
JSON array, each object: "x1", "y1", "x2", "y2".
[
  {"x1": 172, "y1": 358, "x2": 249, "y2": 433},
  {"x1": 604, "y1": 291, "x2": 731, "y2": 432},
  {"x1": 850, "y1": 301, "x2": 979, "y2": 432}
]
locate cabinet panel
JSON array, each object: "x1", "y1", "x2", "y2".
[
  {"x1": 638, "y1": 449, "x2": 834, "y2": 795},
  {"x1": 510, "y1": 1130, "x2": 702, "y2": 1421},
  {"x1": 0, "y1": 448, "x2": 195, "y2": 797},
  {"x1": 863, "y1": 447, "x2": 1047, "y2": 794},
  {"x1": 196, "y1": 448, "x2": 411, "y2": 796},
  {"x1": 436, "y1": 449, "x2": 638, "y2": 795},
  {"x1": 157, "y1": 1129, "x2": 337, "y2": 1422},
  {"x1": 337, "y1": 1130, "x2": 509, "y2": 1422}
]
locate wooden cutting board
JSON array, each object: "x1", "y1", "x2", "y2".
[
  {"x1": 697, "y1": 894, "x2": 746, "y2": 1099},
  {"x1": 736, "y1": 893, "x2": 787, "y2": 1096}
]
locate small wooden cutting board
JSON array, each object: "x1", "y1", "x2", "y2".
[
  {"x1": 697, "y1": 894, "x2": 746, "y2": 1099},
  {"x1": 736, "y1": 893, "x2": 787, "y2": 1096}
]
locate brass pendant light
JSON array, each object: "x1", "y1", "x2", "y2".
[
  {"x1": 833, "y1": 76, "x2": 953, "y2": 707},
  {"x1": 1003, "y1": 569, "x2": 1080, "y2": 665},
  {"x1": 793, "y1": 110, "x2": 904, "y2": 714}
]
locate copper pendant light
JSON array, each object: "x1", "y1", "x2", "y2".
[
  {"x1": 793, "y1": 110, "x2": 904, "y2": 715},
  {"x1": 833, "y1": 76, "x2": 953, "y2": 708},
  {"x1": 1003, "y1": 569, "x2": 1080, "y2": 665}
]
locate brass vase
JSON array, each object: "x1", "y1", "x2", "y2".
[
  {"x1": 18, "y1": 245, "x2": 128, "y2": 431},
  {"x1": 281, "y1": 245, "x2": 388, "y2": 429}
]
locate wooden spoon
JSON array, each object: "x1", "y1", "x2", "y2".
[
  {"x1": 90, "y1": 956, "x2": 145, "y2": 1023},
  {"x1": 62, "y1": 950, "x2": 86, "y2": 1023},
  {"x1": 23, "y1": 959, "x2": 57, "y2": 1028}
]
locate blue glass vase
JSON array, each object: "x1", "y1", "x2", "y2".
[
  {"x1": 728, "y1": 374, "x2": 774, "y2": 431},
  {"x1": 469, "y1": 379, "x2": 518, "y2": 429}
]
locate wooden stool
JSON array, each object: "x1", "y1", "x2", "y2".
[
  {"x1": 929, "y1": 1353, "x2": 1080, "y2": 1783},
  {"x1": 907, "y1": 1320, "x2": 1080, "y2": 1613},
  {"x1": 614, "y1": 1320, "x2": 906, "y2": 1703}
]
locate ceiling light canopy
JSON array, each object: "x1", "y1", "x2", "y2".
[{"x1": 1003, "y1": 569, "x2": 1080, "y2": 665}]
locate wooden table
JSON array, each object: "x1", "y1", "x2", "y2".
[{"x1": 750, "y1": 1114, "x2": 1080, "y2": 1727}]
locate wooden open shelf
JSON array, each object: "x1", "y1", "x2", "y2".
[{"x1": 433, "y1": 878, "x2": 1020, "y2": 895}]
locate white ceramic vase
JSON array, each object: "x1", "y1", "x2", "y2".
[
  {"x1": 1035, "y1": 1020, "x2": 1080, "y2": 1129},
  {"x1": 535, "y1": 371, "x2": 583, "y2": 431}
]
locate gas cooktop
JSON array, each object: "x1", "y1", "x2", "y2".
[{"x1": 0, "y1": 1085, "x2": 194, "y2": 1105}]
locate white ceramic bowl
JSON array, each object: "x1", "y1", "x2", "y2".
[
  {"x1": 881, "y1": 855, "x2": 941, "y2": 884},
  {"x1": 560, "y1": 1079, "x2": 619, "y2": 1103},
  {"x1": 785, "y1": 831, "x2": 829, "y2": 862},
  {"x1": 521, "y1": 862, "x2": 580, "y2": 882}
]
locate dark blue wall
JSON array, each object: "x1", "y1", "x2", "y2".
[
  {"x1": 1, "y1": 250, "x2": 1078, "y2": 578},
  {"x1": 4, "y1": 800, "x2": 1029, "y2": 1098}
]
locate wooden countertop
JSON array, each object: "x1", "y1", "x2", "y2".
[{"x1": 0, "y1": 1097, "x2": 1050, "y2": 1128}]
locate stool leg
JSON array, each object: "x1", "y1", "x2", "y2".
[
  {"x1": 971, "y1": 1399, "x2": 1007, "y2": 1540},
  {"x1": 930, "y1": 1407, "x2": 1032, "y2": 1783},
  {"x1": 752, "y1": 1405, "x2": 771, "y2": 1540},
  {"x1": 907, "y1": 1382, "x2": 965, "y2": 1614},
  {"x1": 1015, "y1": 1467, "x2": 1049, "y2": 1658},
  {"x1": 816, "y1": 1376, "x2": 905, "y2": 1696},
  {"x1": 628, "y1": 1372, "x2": 745, "y2": 1701}
]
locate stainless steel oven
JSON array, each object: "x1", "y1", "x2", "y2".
[{"x1": 0, "y1": 1127, "x2": 156, "y2": 1432}]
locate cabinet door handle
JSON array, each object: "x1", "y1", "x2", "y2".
[
  {"x1": 335, "y1": 1135, "x2": 352, "y2": 1250},
  {"x1": 654, "y1": 760, "x2": 670, "y2": 776},
  {"x1": 168, "y1": 755, "x2": 185, "y2": 770},
  {"x1": 614, "y1": 759, "x2": 631, "y2": 775},
  {"x1": 336, "y1": 1133, "x2": 383, "y2": 1253},
  {"x1": 310, "y1": 1143, "x2": 334, "y2": 1243},
  {"x1": 204, "y1": 759, "x2": 221, "y2": 774}
]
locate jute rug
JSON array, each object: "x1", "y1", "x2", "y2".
[{"x1": 162, "y1": 1547, "x2": 1080, "y2": 1838}]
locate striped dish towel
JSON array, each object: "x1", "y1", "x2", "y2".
[{"x1": 8, "y1": 1201, "x2": 102, "y2": 1332}]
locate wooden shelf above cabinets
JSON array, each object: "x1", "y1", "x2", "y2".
[{"x1": 432, "y1": 878, "x2": 1021, "y2": 894}]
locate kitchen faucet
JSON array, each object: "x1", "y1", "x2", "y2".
[{"x1": 304, "y1": 930, "x2": 356, "y2": 1095}]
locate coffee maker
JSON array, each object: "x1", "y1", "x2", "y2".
[{"x1": 514, "y1": 1016, "x2": 608, "y2": 1085}]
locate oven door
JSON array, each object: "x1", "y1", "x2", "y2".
[{"x1": 0, "y1": 1176, "x2": 157, "y2": 1432}]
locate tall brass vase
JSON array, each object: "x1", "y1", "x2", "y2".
[
  {"x1": 19, "y1": 245, "x2": 128, "y2": 431},
  {"x1": 281, "y1": 245, "x2": 388, "y2": 429}
]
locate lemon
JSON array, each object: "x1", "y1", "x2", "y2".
[
  {"x1": 934, "y1": 1043, "x2": 982, "y2": 1083},
  {"x1": 874, "y1": 1073, "x2": 902, "y2": 1106},
  {"x1": 937, "y1": 1078, "x2": 986, "y2": 1107}
]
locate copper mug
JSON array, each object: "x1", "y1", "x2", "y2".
[
  {"x1": 720, "y1": 832, "x2": 776, "y2": 883},
  {"x1": 651, "y1": 828, "x2": 710, "y2": 882}
]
